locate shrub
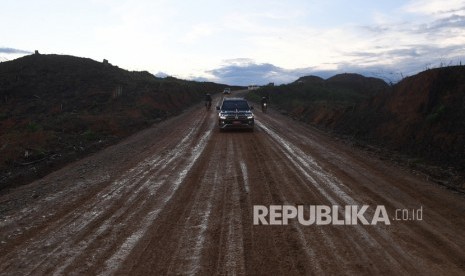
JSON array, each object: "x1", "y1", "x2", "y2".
[
  {"x1": 83, "y1": 129, "x2": 98, "y2": 141},
  {"x1": 27, "y1": 122, "x2": 42, "y2": 132}
]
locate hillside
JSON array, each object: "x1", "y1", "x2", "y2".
[
  {"x1": 248, "y1": 68, "x2": 465, "y2": 188},
  {"x1": 0, "y1": 54, "x2": 234, "y2": 190},
  {"x1": 335, "y1": 66, "x2": 465, "y2": 171},
  {"x1": 249, "y1": 73, "x2": 389, "y2": 125}
]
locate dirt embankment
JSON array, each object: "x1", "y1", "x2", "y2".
[
  {"x1": 0, "y1": 54, "x2": 238, "y2": 190},
  {"x1": 355, "y1": 66, "x2": 465, "y2": 168},
  {"x1": 250, "y1": 68, "x2": 465, "y2": 191}
]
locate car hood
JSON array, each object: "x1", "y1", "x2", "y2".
[{"x1": 219, "y1": 110, "x2": 252, "y2": 114}]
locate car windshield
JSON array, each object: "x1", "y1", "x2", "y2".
[{"x1": 222, "y1": 100, "x2": 250, "y2": 111}]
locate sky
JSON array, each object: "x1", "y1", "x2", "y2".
[{"x1": 1, "y1": 0, "x2": 465, "y2": 85}]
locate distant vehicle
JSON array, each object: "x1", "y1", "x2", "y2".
[
  {"x1": 216, "y1": 97, "x2": 254, "y2": 131},
  {"x1": 223, "y1": 88, "x2": 231, "y2": 94},
  {"x1": 248, "y1": 85, "x2": 259, "y2": 90}
]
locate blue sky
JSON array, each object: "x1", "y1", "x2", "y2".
[{"x1": 1, "y1": 0, "x2": 465, "y2": 85}]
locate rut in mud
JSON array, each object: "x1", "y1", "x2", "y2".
[{"x1": 1, "y1": 97, "x2": 464, "y2": 275}]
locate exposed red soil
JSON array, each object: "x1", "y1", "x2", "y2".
[{"x1": 0, "y1": 54, "x2": 234, "y2": 190}]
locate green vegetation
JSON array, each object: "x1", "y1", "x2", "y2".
[
  {"x1": 26, "y1": 122, "x2": 42, "y2": 132},
  {"x1": 407, "y1": 157, "x2": 424, "y2": 166},
  {"x1": 246, "y1": 92, "x2": 261, "y2": 103},
  {"x1": 83, "y1": 129, "x2": 99, "y2": 141},
  {"x1": 247, "y1": 74, "x2": 388, "y2": 113},
  {"x1": 426, "y1": 104, "x2": 446, "y2": 124}
]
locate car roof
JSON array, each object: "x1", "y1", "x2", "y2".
[{"x1": 223, "y1": 97, "x2": 246, "y2": 101}]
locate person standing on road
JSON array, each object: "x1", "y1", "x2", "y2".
[
  {"x1": 205, "y1": 93, "x2": 212, "y2": 110},
  {"x1": 261, "y1": 96, "x2": 269, "y2": 113}
]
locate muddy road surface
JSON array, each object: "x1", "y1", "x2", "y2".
[{"x1": 1, "y1": 95, "x2": 465, "y2": 275}]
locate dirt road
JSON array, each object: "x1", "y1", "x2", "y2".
[{"x1": 1, "y1": 95, "x2": 464, "y2": 275}]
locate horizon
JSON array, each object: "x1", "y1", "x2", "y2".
[
  {"x1": 2, "y1": 52, "x2": 409, "y2": 86},
  {"x1": 1, "y1": 0, "x2": 465, "y2": 86}
]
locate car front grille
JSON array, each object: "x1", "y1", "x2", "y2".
[{"x1": 224, "y1": 114, "x2": 248, "y2": 120}]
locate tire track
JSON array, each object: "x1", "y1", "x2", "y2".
[
  {"x1": 100, "y1": 121, "x2": 213, "y2": 275},
  {"x1": 166, "y1": 148, "x2": 220, "y2": 275},
  {"x1": 1, "y1": 94, "x2": 465, "y2": 275},
  {"x1": 256, "y1": 114, "x2": 465, "y2": 274},
  {"x1": 0, "y1": 110, "x2": 211, "y2": 275}
]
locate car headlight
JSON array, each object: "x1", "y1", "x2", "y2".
[
  {"x1": 247, "y1": 114, "x2": 254, "y2": 119},
  {"x1": 219, "y1": 114, "x2": 227, "y2": 120}
]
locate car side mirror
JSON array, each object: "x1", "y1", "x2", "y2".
[
  {"x1": 250, "y1": 106, "x2": 254, "y2": 110},
  {"x1": 216, "y1": 106, "x2": 220, "y2": 110}
]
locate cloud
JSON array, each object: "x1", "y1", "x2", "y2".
[
  {"x1": 206, "y1": 59, "x2": 322, "y2": 86},
  {"x1": 181, "y1": 23, "x2": 218, "y2": 44},
  {"x1": 402, "y1": 0, "x2": 465, "y2": 17},
  {"x1": 339, "y1": 3, "x2": 465, "y2": 81},
  {"x1": 154, "y1": 71, "x2": 169, "y2": 78},
  {"x1": 0, "y1": 47, "x2": 32, "y2": 54},
  {"x1": 206, "y1": 43, "x2": 465, "y2": 86},
  {"x1": 2, "y1": 1, "x2": 464, "y2": 87},
  {"x1": 210, "y1": 1, "x2": 465, "y2": 77}
]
